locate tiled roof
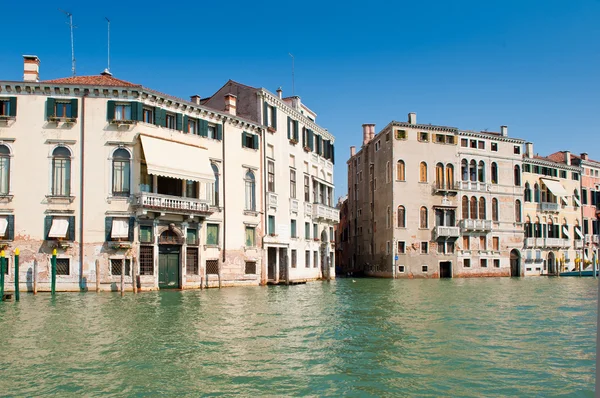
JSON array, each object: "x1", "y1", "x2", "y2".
[
  {"x1": 43, "y1": 74, "x2": 141, "y2": 87},
  {"x1": 546, "y1": 151, "x2": 569, "y2": 164}
]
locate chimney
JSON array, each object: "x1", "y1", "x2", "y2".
[
  {"x1": 408, "y1": 112, "x2": 417, "y2": 125},
  {"x1": 224, "y1": 93, "x2": 237, "y2": 116},
  {"x1": 500, "y1": 125, "x2": 508, "y2": 137},
  {"x1": 276, "y1": 87, "x2": 283, "y2": 99},
  {"x1": 350, "y1": 146, "x2": 356, "y2": 157},
  {"x1": 369, "y1": 124, "x2": 376, "y2": 141},
  {"x1": 362, "y1": 124, "x2": 375, "y2": 147},
  {"x1": 581, "y1": 153, "x2": 589, "y2": 161},
  {"x1": 190, "y1": 95, "x2": 201, "y2": 105},
  {"x1": 564, "y1": 151, "x2": 571, "y2": 166},
  {"x1": 525, "y1": 142, "x2": 533, "y2": 158},
  {"x1": 23, "y1": 55, "x2": 40, "y2": 82}
]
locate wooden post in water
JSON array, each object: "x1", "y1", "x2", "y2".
[
  {"x1": 132, "y1": 256, "x2": 137, "y2": 294},
  {"x1": 95, "y1": 259, "x2": 100, "y2": 293},
  {"x1": 218, "y1": 260, "x2": 222, "y2": 289},
  {"x1": 0, "y1": 251, "x2": 5, "y2": 300},
  {"x1": 51, "y1": 248, "x2": 57, "y2": 296},
  {"x1": 33, "y1": 261, "x2": 37, "y2": 295},
  {"x1": 14, "y1": 248, "x2": 19, "y2": 301},
  {"x1": 120, "y1": 264, "x2": 124, "y2": 297}
]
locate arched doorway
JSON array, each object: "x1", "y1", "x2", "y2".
[
  {"x1": 547, "y1": 252, "x2": 556, "y2": 275},
  {"x1": 510, "y1": 249, "x2": 520, "y2": 277},
  {"x1": 158, "y1": 228, "x2": 182, "y2": 289},
  {"x1": 320, "y1": 230, "x2": 330, "y2": 279}
]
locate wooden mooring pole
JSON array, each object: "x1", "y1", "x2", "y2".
[
  {"x1": 14, "y1": 249, "x2": 19, "y2": 301},
  {"x1": 95, "y1": 259, "x2": 100, "y2": 293},
  {"x1": 33, "y1": 261, "x2": 37, "y2": 295},
  {"x1": 132, "y1": 256, "x2": 137, "y2": 294},
  {"x1": 0, "y1": 251, "x2": 5, "y2": 300},
  {"x1": 120, "y1": 265, "x2": 124, "y2": 297}
]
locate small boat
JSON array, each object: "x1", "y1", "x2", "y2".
[{"x1": 559, "y1": 270, "x2": 597, "y2": 277}]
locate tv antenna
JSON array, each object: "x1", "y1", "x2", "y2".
[
  {"x1": 105, "y1": 17, "x2": 111, "y2": 74},
  {"x1": 59, "y1": 9, "x2": 76, "y2": 76},
  {"x1": 289, "y1": 53, "x2": 295, "y2": 96}
]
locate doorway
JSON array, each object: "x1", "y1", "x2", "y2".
[
  {"x1": 278, "y1": 248, "x2": 287, "y2": 281},
  {"x1": 159, "y1": 245, "x2": 180, "y2": 289},
  {"x1": 267, "y1": 247, "x2": 276, "y2": 280},
  {"x1": 439, "y1": 261, "x2": 452, "y2": 278},
  {"x1": 510, "y1": 249, "x2": 520, "y2": 277},
  {"x1": 547, "y1": 252, "x2": 556, "y2": 275}
]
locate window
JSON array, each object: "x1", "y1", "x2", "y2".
[
  {"x1": 396, "y1": 130, "x2": 406, "y2": 140},
  {"x1": 470, "y1": 197, "x2": 477, "y2": 220},
  {"x1": 514, "y1": 145, "x2": 521, "y2": 155},
  {"x1": 478, "y1": 197, "x2": 486, "y2": 219},
  {"x1": 245, "y1": 227, "x2": 255, "y2": 247},
  {"x1": 243, "y1": 132, "x2": 257, "y2": 149},
  {"x1": 386, "y1": 132, "x2": 391, "y2": 141},
  {"x1": 461, "y1": 138, "x2": 468, "y2": 147},
  {"x1": 291, "y1": 220, "x2": 297, "y2": 238},
  {"x1": 560, "y1": 170, "x2": 567, "y2": 179},
  {"x1": 139, "y1": 163, "x2": 152, "y2": 193},
  {"x1": 206, "y1": 224, "x2": 219, "y2": 245},
  {"x1": 491, "y1": 162, "x2": 498, "y2": 184},
  {"x1": 480, "y1": 236, "x2": 486, "y2": 250},
  {"x1": 446, "y1": 164, "x2": 454, "y2": 188},
  {"x1": 305, "y1": 222, "x2": 310, "y2": 239},
  {"x1": 524, "y1": 183, "x2": 531, "y2": 202},
  {"x1": 534, "y1": 184, "x2": 541, "y2": 203},
  {"x1": 51, "y1": 146, "x2": 71, "y2": 196},
  {"x1": 462, "y1": 196, "x2": 469, "y2": 219},
  {"x1": 492, "y1": 198, "x2": 499, "y2": 221},
  {"x1": 464, "y1": 259, "x2": 471, "y2": 268},
  {"x1": 435, "y1": 163, "x2": 444, "y2": 189},
  {"x1": 420, "y1": 206, "x2": 428, "y2": 228},
  {"x1": 187, "y1": 228, "x2": 198, "y2": 245},
  {"x1": 480, "y1": 259, "x2": 488, "y2": 268},
  {"x1": 463, "y1": 236, "x2": 470, "y2": 250},
  {"x1": 112, "y1": 148, "x2": 130, "y2": 197},
  {"x1": 143, "y1": 107, "x2": 154, "y2": 124},
  {"x1": 572, "y1": 172, "x2": 579, "y2": 181},
  {"x1": 165, "y1": 113, "x2": 176, "y2": 129},
  {"x1": 0, "y1": 145, "x2": 10, "y2": 195},
  {"x1": 375, "y1": 141, "x2": 380, "y2": 151},
  {"x1": 399, "y1": 265, "x2": 405, "y2": 273},
  {"x1": 386, "y1": 162, "x2": 391, "y2": 183},
  {"x1": 267, "y1": 161, "x2": 275, "y2": 192},
  {"x1": 110, "y1": 258, "x2": 131, "y2": 276},
  {"x1": 245, "y1": 170, "x2": 256, "y2": 211},
  {"x1": 305, "y1": 251, "x2": 311, "y2": 268},
  {"x1": 290, "y1": 169, "x2": 296, "y2": 198},
  {"x1": 291, "y1": 250, "x2": 297, "y2": 268},
  {"x1": 139, "y1": 225, "x2": 153, "y2": 243},
  {"x1": 314, "y1": 251, "x2": 318, "y2": 268},
  {"x1": 491, "y1": 142, "x2": 498, "y2": 152},
  {"x1": 56, "y1": 258, "x2": 70, "y2": 275},
  {"x1": 139, "y1": 246, "x2": 154, "y2": 275},
  {"x1": 206, "y1": 259, "x2": 219, "y2": 275},
  {"x1": 243, "y1": 261, "x2": 256, "y2": 274},
  {"x1": 469, "y1": 160, "x2": 477, "y2": 182},
  {"x1": 478, "y1": 141, "x2": 485, "y2": 150},
  {"x1": 268, "y1": 216, "x2": 276, "y2": 235},
  {"x1": 397, "y1": 241, "x2": 406, "y2": 254},
  {"x1": 515, "y1": 200, "x2": 522, "y2": 223},
  {"x1": 187, "y1": 118, "x2": 198, "y2": 135},
  {"x1": 186, "y1": 181, "x2": 198, "y2": 198},
  {"x1": 514, "y1": 165, "x2": 521, "y2": 186},
  {"x1": 211, "y1": 164, "x2": 219, "y2": 206},
  {"x1": 313, "y1": 224, "x2": 318, "y2": 240},
  {"x1": 478, "y1": 161, "x2": 485, "y2": 183},
  {"x1": 422, "y1": 265, "x2": 428, "y2": 272},
  {"x1": 114, "y1": 103, "x2": 132, "y2": 121},
  {"x1": 397, "y1": 206, "x2": 406, "y2": 228},
  {"x1": 421, "y1": 242, "x2": 428, "y2": 254},
  {"x1": 419, "y1": 162, "x2": 428, "y2": 182},
  {"x1": 493, "y1": 237, "x2": 499, "y2": 251},
  {"x1": 419, "y1": 132, "x2": 429, "y2": 142},
  {"x1": 0, "y1": 98, "x2": 16, "y2": 117},
  {"x1": 386, "y1": 206, "x2": 391, "y2": 229},
  {"x1": 436, "y1": 134, "x2": 445, "y2": 144},
  {"x1": 55, "y1": 101, "x2": 73, "y2": 118},
  {"x1": 493, "y1": 259, "x2": 500, "y2": 268}
]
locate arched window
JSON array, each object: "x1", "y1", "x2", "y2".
[
  {"x1": 515, "y1": 199, "x2": 522, "y2": 223},
  {"x1": 396, "y1": 160, "x2": 405, "y2": 181},
  {"x1": 462, "y1": 196, "x2": 469, "y2": 219},
  {"x1": 479, "y1": 197, "x2": 486, "y2": 219},
  {"x1": 52, "y1": 146, "x2": 71, "y2": 196},
  {"x1": 112, "y1": 148, "x2": 130, "y2": 197},
  {"x1": 211, "y1": 163, "x2": 219, "y2": 206},
  {"x1": 419, "y1": 162, "x2": 428, "y2": 182},
  {"x1": 514, "y1": 165, "x2": 521, "y2": 186},
  {"x1": 420, "y1": 206, "x2": 428, "y2": 228},
  {"x1": 469, "y1": 160, "x2": 477, "y2": 182},
  {"x1": 534, "y1": 183, "x2": 540, "y2": 203},
  {"x1": 397, "y1": 205, "x2": 405, "y2": 228},
  {"x1": 524, "y1": 182, "x2": 531, "y2": 202},
  {"x1": 435, "y1": 163, "x2": 444, "y2": 189},
  {"x1": 461, "y1": 159, "x2": 468, "y2": 181},
  {"x1": 492, "y1": 198, "x2": 498, "y2": 221},
  {"x1": 470, "y1": 197, "x2": 477, "y2": 220},
  {"x1": 446, "y1": 164, "x2": 454, "y2": 189},
  {"x1": 0, "y1": 145, "x2": 10, "y2": 195},
  {"x1": 478, "y1": 161, "x2": 485, "y2": 183},
  {"x1": 491, "y1": 162, "x2": 498, "y2": 184},
  {"x1": 244, "y1": 170, "x2": 256, "y2": 211}
]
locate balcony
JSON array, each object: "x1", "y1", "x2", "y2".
[
  {"x1": 460, "y1": 219, "x2": 493, "y2": 232},
  {"x1": 136, "y1": 192, "x2": 212, "y2": 216},
  {"x1": 540, "y1": 202, "x2": 559, "y2": 212},
  {"x1": 458, "y1": 181, "x2": 491, "y2": 192},
  {"x1": 304, "y1": 202, "x2": 313, "y2": 215},
  {"x1": 584, "y1": 235, "x2": 599, "y2": 245},
  {"x1": 267, "y1": 192, "x2": 278, "y2": 209},
  {"x1": 434, "y1": 226, "x2": 460, "y2": 238},
  {"x1": 312, "y1": 203, "x2": 340, "y2": 223},
  {"x1": 433, "y1": 182, "x2": 459, "y2": 194},
  {"x1": 290, "y1": 198, "x2": 299, "y2": 213},
  {"x1": 575, "y1": 240, "x2": 583, "y2": 249},
  {"x1": 525, "y1": 237, "x2": 570, "y2": 248}
]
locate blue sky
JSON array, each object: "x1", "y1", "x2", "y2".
[{"x1": 1, "y1": 0, "x2": 598, "y2": 197}]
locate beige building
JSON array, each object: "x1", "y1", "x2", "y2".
[
  {"x1": 521, "y1": 144, "x2": 582, "y2": 275},
  {"x1": 204, "y1": 81, "x2": 338, "y2": 282},
  {"x1": 0, "y1": 56, "x2": 267, "y2": 291}
]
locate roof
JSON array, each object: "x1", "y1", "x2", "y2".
[
  {"x1": 547, "y1": 151, "x2": 600, "y2": 167},
  {"x1": 43, "y1": 74, "x2": 141, "y2": 87}
]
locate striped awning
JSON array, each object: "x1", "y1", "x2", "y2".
[
  {"x1": 575, "y1": 227, "x2": 583, "y2": 240},
  {"x1": 48, "y1": 217, "x2": 69, "y2": 238},
  {"x1": 574, "y1": 196, "x2": 581, "y2": 207},
  {"x1": 111, "y1": 218, "x2": 129, "y2": 239},
  {"x1": 562, "y1": 226, "x2": 570, "y2": 239},
  {"x1": 541, "y1": 179, "x2": 569, "y2": 197}
]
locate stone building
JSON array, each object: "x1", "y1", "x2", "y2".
[{"x1": 0, "y1": 56, "x2": 272, "y2": 291}]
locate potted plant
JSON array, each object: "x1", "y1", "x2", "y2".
[
  {"x1": 303, "y1": 146, "x2": 311, "y2": 152},
  {"x1": 289, "y1": 138, "x2": 298, "y2": 145}
]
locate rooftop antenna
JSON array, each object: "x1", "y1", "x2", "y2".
[
  {"x1": 59, "y1": 9, "x2": 76, "y2": 76},
  {"x1": 105, "y1": 17, "x2": 111, "y2": 74},
  {"x1": 288, "y1": 53, "x2": 295, "y2": 96}
]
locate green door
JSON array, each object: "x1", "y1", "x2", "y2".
[{"x1": 159, "y1": 246, "x2": 180, "y2": 289}]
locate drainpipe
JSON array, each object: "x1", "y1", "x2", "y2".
[
  {"x1": 221, "y1": 117, "x2": 226, "y2": 265},
  {"x1": 260, "y1": 125, "x2": 266, "y2": 286},
  {"x1": 79, "y1": 93, "x2": 88, "y2": 291}
]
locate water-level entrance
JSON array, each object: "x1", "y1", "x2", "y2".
[
  {"x1": 510, "y1": 249, "x2": 521, "y2": 277},
  {"x1": 439, "y1": 261, "x2": 452, "y2": 278}
]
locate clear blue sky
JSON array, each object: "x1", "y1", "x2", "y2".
[{"x1": 1, "y1": 0, "x2": 598, "y2": 197}]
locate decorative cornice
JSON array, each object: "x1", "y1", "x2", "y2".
[
  {"x1": 390, "y1": 121, "x2": 458, "y2": 133},
  {"x1": 522, "y1": 156, "x2": 582, "y2": 172},
  {"x1": 458, "y1": 130, "x2": 526, "y2": 144}
]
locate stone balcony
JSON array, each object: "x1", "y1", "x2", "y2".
[
  {"x1": 524, "y1": 237, "x2": 571, "y2": 248},
  {"x1": 460, "y1": 219, "x2": 493, "y2": 232},
  {"x1": 434, "y1": 226, "x2": 460, "y2": 238},
  {"x1": 267, "y1": 192, "x2": 278, "y2": 209},
  {"x1": 540, "y1": 202, "x2": 559, "y2": 212},
  {"x1": 433, "y1": 182, "x2": 459, "y2": 194},
  {"x1": 312, "y1": 203, "x2": 339, "y2": 223},
  {"x1": 136, "y1": 192, "x2": 212, "y2": 216},
  {"x1": 290, "y1": 198, "x2": 299, "y2": 213},
  {"x1": 458, "y1": 181, "x2": 492, "y2": 192},
  {"x1": 584, "y1": 234, "x2": 599, "y2": 244},
  {"x1": 575, "y1": 240, "x2": 584, "y2": 249}
]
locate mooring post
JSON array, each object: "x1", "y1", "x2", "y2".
[
  {"x1": 132, "y1": 256, "x2": 137, "y2": 294},
  {"x1": 51, "y1": 248, "x2": 57, "y2": 296},
  {"x1": 95, "y1": 259, "x2": 100, "y2": 293},
  {"x1": 0, "y1": 251, "x2": 5, "y2": 300},
  {"x1": 120, "y1": 265, "x2": 124, "y2": 297},
  {"x1": 14, "y1": 248, "x2": 19, "y2": 301},
  {"x1": 33, "y1": 261, "x2": 37, "y2": 295},
  {"x1": 218, "y1": 262, "x2": 222, "y2": 289}
]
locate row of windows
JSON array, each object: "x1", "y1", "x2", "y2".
[
  {"x1": 523, "y1": 222, "x2": 582, "y2": 239},
  {"x1": 523, "y1": 163, "x2": 579, "y2": 181},
  {"x1": 266, "y1": 216, "x2": 334, "y2": 241},
  {"x1": 460, "y1": 196, "x2": 519, "y2": 222}
]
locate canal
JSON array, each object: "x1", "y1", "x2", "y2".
[{"x1": 0, "y1": 278, "x2": 596, "y2": 396}]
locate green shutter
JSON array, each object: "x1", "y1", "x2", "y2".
[
  {"x1": 152, "y1": 106, "x2": 158, "y2": 124},
  {"x1": 272, "y1": 106, "x2": 277, "y2": 129},
  {"x1": 131, "y1": 102, "x2": 142, "y2": 121},
  {"x1": 8, "y1": 97, "x2": 17, "y2": 117},
  {"x1": 183, "y1": 115, "x2": 189, "y2": 133},
  {"x1": 241, "y1": 132, "x2": 247, "y2": 147},
  {"x1": 106, "y1": 100, "x2": 115, "y2": 121},
  {"x1": 253, "y1": 134, "x2": 259, "y2": 150},
  {"x1": 70, "y1": 98, "x2": 78, "y2": 119},
  {"x1": 46, "y1": 98, "x2": 56, "y2": 119},
  {"x1": 176, "y1": 114, "x2": 183, "y2": 131},
  {"x1": 308, "y1": 130, "x2": 314, "y2": 151},
  {"x1": 68, "y1": 216, "x2": 75, "y2": 242},
  {"x1": 159, "y1": 109, "x2": 167, "y2": 127},
  {"x1": 199, "y1": 119, "x2": 208, "y2": 137},
  {"x1": 44, "y1": 216, "x2": 53, "y2": 240},
  {"x1": 128, "y1": 217, "x2": 135, "y2": 242},
  {"x1": 287, "y1": 117, "x2": 291, "y2": 139},
  {"x1": 331, "y1": 143, "x2": 335, "y2": 164},
  {"x1": 293, "y1": 120, "x2": 299, "y2": 141},
  {"x1": 217, "y1": 124, "x2": 223, "y2": 140},
  {"x1": 302, "y1": 127, "x2": 306, "y2": 147},
  {"x1": 263, "y1": 102, "x2": 268, "y2": 125},
  {"x1": 105, "y1": 217, "x2": 113, "y2": 242},
  {"x1": 6, "y1": 215, "x2": 14, "y2": 241}
]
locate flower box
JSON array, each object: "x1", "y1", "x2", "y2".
[
  {"x1": 289, "y1": 139, "x2": 298, "y2": 145},
  {"x1": 267, "y1": 127, "x2": 276, "y2": 133},
  {"x1": 303, "y1": 146, "x2": 311, "y2": 152}
]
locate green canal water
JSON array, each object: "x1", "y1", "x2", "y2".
[{"x1": 0, "y1": 278, "x2": 596, "y2": 397}]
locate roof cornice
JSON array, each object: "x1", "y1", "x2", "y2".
[
  {"x1": 390, "y1": 121, "x2": 458, "y2": 133},
  {"x1": 523, "y1": 156, "x2": 582, "y2": 172},
  {"x1": 458, "y1": 130, "x2": 526, "y2": 144}
]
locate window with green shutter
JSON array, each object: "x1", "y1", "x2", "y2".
[
  {"x1": 0, "y1": 97, "x2": 17, "y2": 118},
  {"x1": 206, "y1": 224, "x2": 219, "y2": 245},
  {"x1": 139, "y1": 225, "x2": 153, "y2": 243},
  {"x1": 245, "y1": 227, "x2": 255, "y2": 247},
  {"x1": 187, "y1": 228, "x2": 198, "y2": 245},
  {"x1": 199, "y1": 119, "x2": 208, "y2": 137},
  {"x1": 268, "y1": 216, "x2": 275, "y2": 235}
]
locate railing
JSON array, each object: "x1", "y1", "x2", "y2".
[
  {"x1": 304, "y1": 202, "x2": 313, "y2": 215},
  {"x1": 584, "y1": 235, "x2": 599, "y2": 244},
  {"x1": 434, "y1": 226, "x2": 460, "y2": 238},
  {"x1": 540, "y1": 202, "x2": 559, "y2": 212},
  {"x1": 524, "y1": 238, "x2": 536, "y2": 248},
  {"x1": 525, "y1": 237, "x2": 570, "y2": 248},
  {"x1": 433, "y1": 182, "x2": 459, "y2": 193},
  {"x1": 290, "y1": 198, "x2": 299, "y2": 213},
  {"x1": 136, "y1": 192, "x2": 211, "y2": 214},
  {"x1": 312, "y1": 203, "x2": 340, "y2": 223},
  {"x1": 458, "y1": 181, "x2": 491, "y2": 192},
  {"x1": 575, "y1": 240, "x2": 583, "y2": 249},
  {"x1": 460, "y1": 219, "x2": 493, "y2": 231},
  {"x1": 544, "y1": 238, "x2": 570, "y2": 248},
  {"x1": 267, "y1": 192, "x2": 278, "y2": 208}
]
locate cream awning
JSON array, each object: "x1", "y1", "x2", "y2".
[
  {"x1": 48, "y1": 217, "x2": 69, "y2": 238},
  {"x1": 562, "y1": 226, "x2": 570, "y2": 239},
  {"x1": 541, "y1": 179, "x2": 569, "y2": 197},
  {"x1": 574, "y1": 196, "x2": 581, "y2": 207},
  {"x1": 575, "y1": 227, "x2": 583, "y2": 240},
  {"x1": 0, "y1": 217, "x2": 8, "y2": 236},
  {"x1": 140, "y1": 135, "x2": 215, "y2": 184},
  {"x1": 111, "y1": 219, "x2": 129, "y2": 239}
]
